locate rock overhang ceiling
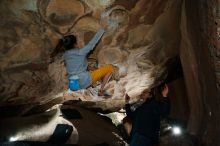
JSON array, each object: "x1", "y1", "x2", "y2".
[{"x1": 0, "y1": 0, "x2": 182, "y2": 111}]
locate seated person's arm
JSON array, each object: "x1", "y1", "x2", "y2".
[
  {"x1": 159, "y1": 84, "x2": 171, "y2": 117},
  {"x1": 159, "y1": 97, "x2": 171, "y2": 117}
]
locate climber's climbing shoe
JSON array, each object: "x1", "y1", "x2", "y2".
[{"x1": 98, "y1": 91, "x2": 111, "y2": 97}]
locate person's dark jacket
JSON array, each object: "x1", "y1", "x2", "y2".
[{"x1": 125, "y1": 97, "x2": 170, "y2": 144}]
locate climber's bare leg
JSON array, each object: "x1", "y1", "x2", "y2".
[{"x1": 98, "y1": 73, "x2": 112, "y2": 96}]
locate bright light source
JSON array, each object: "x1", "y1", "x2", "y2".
[
  {"x1": 172, "y1": 126, "x2": 182, "y2": 135},
  {"x1": 9, "y1": 136, "x2": 18, "y2": 142}
]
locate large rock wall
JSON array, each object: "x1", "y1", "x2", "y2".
[
  {"x1": 180, "y1": 0, "x2": 220, "y2": 145},
  {"x1": 1, "y1": 0, "x2": 220, "y2": 145},
  {"x1": 0, "y1": 0, "x2": 182, "y2": 108}
]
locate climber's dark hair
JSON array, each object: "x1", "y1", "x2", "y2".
[
  {"x1": 62, "y1": 35, "x2": 77, "y2": 50},
  {"x1": 50, "y1": 35, "x2": 77, "y2": 58}
]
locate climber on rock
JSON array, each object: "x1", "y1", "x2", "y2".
[{"x1": 50, "y1": 24, "x2": 114, "y2": 96}]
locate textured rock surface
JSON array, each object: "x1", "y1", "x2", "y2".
[
  {"x1": 0, "y1": 0, "x2": 181, "y2": 107},
  {"x1": 0, "y1": 107, "x2": 79, "y2": 144},
  {"x1": 179, "y1": 0, "x2": 220, "y2": 145},
  {"x1": 0, "y1": 0, "x2": 219, "y2": 145}
]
